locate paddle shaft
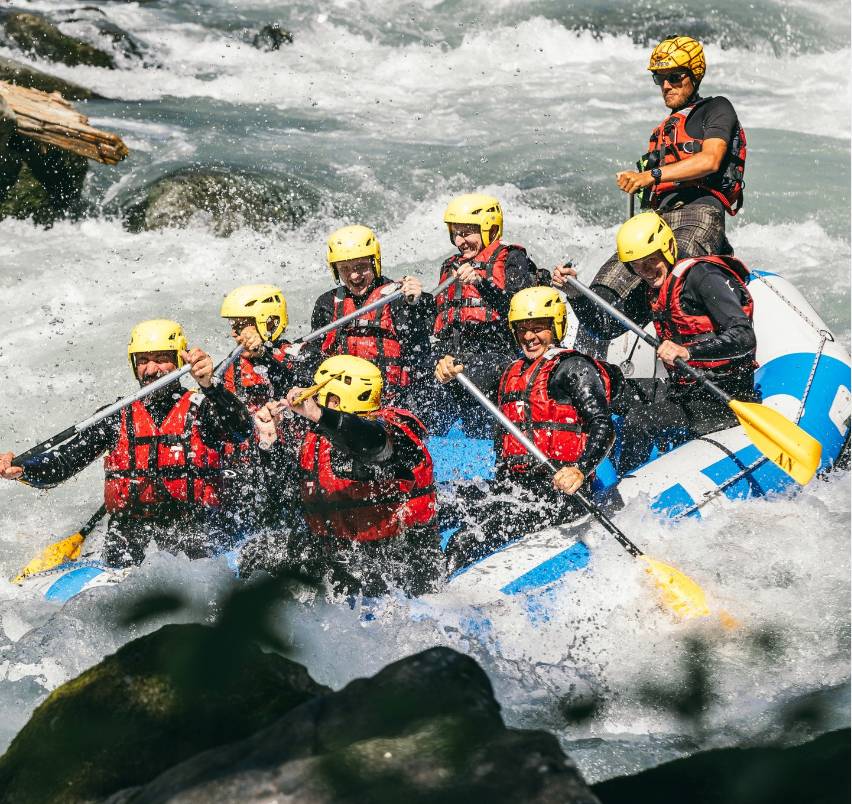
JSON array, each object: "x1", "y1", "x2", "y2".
[
  {"x1": 454, "y1": 372, "x2": 643, "y2": 558},
  {"x1": 562, "y1": 275, "x2": 733, "y2": 404},
  {"x1": 12, "y1": 363, "x2": 195, "y2": 466},
  {"x1": 292, "y1": 273, "x2": 458, "y2": 347},
  {"x1": 78, "y1": 504, "x2": 108, "y2": 537},
  {"x1": 213, "y1": 343, "x2": 245, "y2": 380},
  {"x1": 13, "y1": 342, "x2": 246, "y2": 466},
  {"x1": 628, "y1": 192, "x2": 635, "y2": 218}
]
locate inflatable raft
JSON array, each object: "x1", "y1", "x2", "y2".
[{"x1": 16, "y1": 270, "x2": 851, "y2": 605}]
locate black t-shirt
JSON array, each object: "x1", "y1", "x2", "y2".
[{"x1": 655, "y1": 95, "x2": 739, "y2": 213}]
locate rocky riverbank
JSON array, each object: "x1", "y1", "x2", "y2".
[{"x1": 0, "y1": 3, "x2": 294, "y2": 227}]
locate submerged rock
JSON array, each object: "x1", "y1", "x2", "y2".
[
  {"x1": 0, "y1": 9, "x2": 116, "y2": 69},
  {"x1": 105, "y1": 647, "x2": 600, "y2": 803},
  {"x1": 253, "y1": 23, "x2": 294, "y2": 51},
  {"x1": 122, "y1": 168, "x2": 320, "y2": 236},
  {"x1": 0, "y1": 623, "x2": 330, "y2": 804},
  {"x1": 0, "y1": 56, "x2": 101, "y2": 100}
]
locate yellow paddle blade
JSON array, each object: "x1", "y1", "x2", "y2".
[
  {"x1": 729, "y1": 399, "x2": 822, "y2": 485},
  {"x1": 640, "y1": 556, "x2": 711, "y2": 620},
  {"x1": 10, "y1": 532, "x2": 85, "y2": 585},
  {"x1": 291, "y1": 373, "x2": 340, "y2": 406}
]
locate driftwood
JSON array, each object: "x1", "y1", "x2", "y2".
[{"x1": 0, "y1": 80, "x2": 127, "y2": 165}]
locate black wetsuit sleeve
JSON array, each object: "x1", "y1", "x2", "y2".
[
  {"x1": 310, "y1": 292, "x2": 334, "y2": 331},
  {"x1": 476, "y1": 247, "x2": 534, "y2": 318},
  {"x1": 315, "y1": 408, "x2": 425, "y2": 478},
  {"x1": 547, "y1": 355, "x2": 615, "y2": 476},
  {"x1": 680, "y1": 265, "x2": 757, "y2": 360},
  {"x1": 568, "y1": 282, "x2": 653, "y2": 341},
  {"x1": 197, "y1": 384, "x2": 254, "y2": 444},
  {"x1": 18, "y1": 413, "x2": 120, "y2": 488},
  {"x1": 255, "y1": 345, "x2": 313, "y2": 396},
  {"x1": 455, "y1": 351, "x2": 513, "y2": 399},
  {"x1": 316, "y1": 408, "x2": 390, "y2": 463}
]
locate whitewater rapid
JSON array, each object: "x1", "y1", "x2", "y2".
[{"x1": 0, "y1": 0, "x2": 849, "y2": 783}]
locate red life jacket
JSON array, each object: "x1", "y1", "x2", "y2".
[
  {"x1": 298, "y1": 407, "x2": 436, "y2": 542},
  {"x1": 222, "y1": 345, "x2": 296, "y2": 459},
  {"x1": 321, "y1": 283, "x2": 411, "y2": 389},
  {"x1": 104, "y1": 392, "x2": 223, "y2": 515},
  {"x1": 650, "y1": 255, "x2": 754, "y2": 383},
  {"x1": 643, "y1": 98, "x2": 747, "y2": 216},
  {"x1": 497, "y1": 348, "x2": 613, "y2": 472},
  {"x1": 223, "y1": 344, "x2": 293, "y2": 406},
  {"x1": 433, "y1": 240, "x2": 524, "y2": 336}
]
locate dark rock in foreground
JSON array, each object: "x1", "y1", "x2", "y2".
[
  {"x1": 593, "y1": 727, "x2": 851, "y2": 804},
  {"x1": 106, "y1": 646, "x2": 599, "y2": 804},
  {"x1": 0, "y1": 623, "x2": 330, "y2": 804},
  {"x1": 0, "y1": 55, "x2": 101, "y2": 100},
  {"x1": 0, "y1": 9, "x2": 116, "y2": 70},
  {"x1": 253, "y1": 23, "x2": 294, "y2": 51},
  {"x1": 122, "y1": 167, "x2": 320, "y2": 236}
]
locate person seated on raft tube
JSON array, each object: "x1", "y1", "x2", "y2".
[
  {"x1": 305, "y1": 224, "x2": 436, "y2": 424},
  {"x1": 219, "y1": 284, "x2": 312, "y2": 535},
  {"x1": 554, "y1": 36, "x2": 747, "y2": 349},
  {"x1": 276, "y1": 354, "x2": 441, "y2": 598},
  {"x1": 0, "y1": 320, "x2": 254, "y2": 567},
  {"x1": 606, "y1": 212, "x2": 758, "y2": 474},
  {"x1": 432, "y1": 193, "x2": 546, "y2": 435},
  {"x1": 435, "y1": 287, "x2": 622, "y2": 570}
]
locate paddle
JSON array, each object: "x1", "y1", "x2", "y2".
[
  {"x1": 563, "y1": 276, "x2": 822, "y2": 485},
  {"x1": 10, "y1": 505, "x2": 107, "y2": 584},
  {"x1": 13, "y1": 344, "x2": 247, "y2": 468},
  {"x1": 453, "y1": 370, "x2": 714, "y2": 620},
  {"x1": 286, "y1": 272, "x2": 459, "y2": 353},
  {"x1": 213, "y1": 343, "x2": 245, "y2": 379}
]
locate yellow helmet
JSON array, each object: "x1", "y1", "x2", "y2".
[
  {"x1": 314, "y1": 355, "x2": 383, "y2": 414},
  {"x1": 616, "y1": 211, "x2": 678, "y2": 266},
  {"x1": 220, "y1": 284, "x2": 288, "y2": 342},
  {"x1": 127, "y1": 319, "x2": 187, "y2": 371},
  {"x1": 443, "y1": 193, "x2": 503, "y2": 248},
  {"x1": 326, "y1": 224, "x2": 382, "y2": 282},
  {"x1": 648, "y1": 36, "x2": 705, "y2": 83},
  {"x1": 508, "y1": 287, "x2": 568, "y2": 343}
]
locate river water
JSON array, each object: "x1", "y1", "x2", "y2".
[{"x1": 0, "y1": 0, "x2": 849, "y2": 784}]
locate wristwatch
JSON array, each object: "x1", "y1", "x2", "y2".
[{"x1": 650, "y1": 167, "x2": 663, "y2": 185}]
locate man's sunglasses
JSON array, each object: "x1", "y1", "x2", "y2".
[{"x1": 652, "y1": 69, "x2": 691, "y2": 86}]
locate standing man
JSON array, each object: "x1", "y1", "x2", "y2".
[
  {"x1": 307, "y1": 225, "x2": 435, "y2": 422},
  {"x1": 0, "y1": 320, "x2": 254, "y2": 567},
  {"x1": 555, "y1": 36, "x2": 747, "y2": 344},
  {"x1": 433, "y1": 193, "x2": 543, "y2": 434},
  {"x1": 608, "y1": 212, "x2": 758, "y2": 473},
  {"x1": 435, "y1": 287, "x2": 621, "y2": 567},
  {"x1": 283, "y1": 355, "x2": 441, "y2": 597}
]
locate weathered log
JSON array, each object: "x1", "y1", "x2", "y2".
[{"x1": 0, "y1": 80, "x2": 127, "y2": 164}]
